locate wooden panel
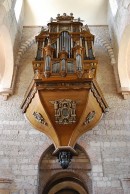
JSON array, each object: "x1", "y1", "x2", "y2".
[{"x1": 39, "y1": 89, "x2": 89, "y2": 146}]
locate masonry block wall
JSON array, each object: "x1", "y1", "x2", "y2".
[
  {"x1": 0, "y1": 25, "x2": 130, "y2": 194},
  {"x1": 0, "y1": 1, "x2": 130, "y2": 194}
]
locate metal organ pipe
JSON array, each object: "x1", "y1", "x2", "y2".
[
  {"x1": 80, "y1": 36, "x2": 82, "y2": 47},
  {"x1": 64, "y1": 32, "x2": 66, "y2": 50},
  {"x1": 71, "y1": 35, "x2": 73, "y2": 57},
  {"x1": 36, "y1": 41, "x2": 43, "y2": 60},
  {"x1": 59, "y1": 34, "x2": 62, "y2": 52},
  {"x1": 57, "y1": 25, "x2": 59, "y2": 58},
  {"x1": 62, "y1": 32, "x2": 64, "y2": 49},
  {"x1": 85, "y1": 40, "x2": 88, "y2": 57},
  {"x1": 57, "y1": 38, "x2": 59, "y2": 58},
  {"x1": 71, "y1": 25, "x2": 73, "y2": 57},
  {"x1": 69, "y1": 34, "x2": 71, "y2": 58},
  {"x1": 91, "y1": 41, "x2": 95, "y2": 57}
]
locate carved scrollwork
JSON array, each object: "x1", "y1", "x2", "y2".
[
  {"x1": 33, "y1": 112, "x2": 47, "y2": 125},
  {"x1": 22, "y1": 87, "x2": 37, "y2": 113},
  {"x1": 83, "y1": 111, "x2": 95, "y2": 125},
  {"x1": 50, "y1": 99, "x2": 76, "y2": 124},
  {"x1": 91, "y1": 82, "x2": 108, "y2": 112}
]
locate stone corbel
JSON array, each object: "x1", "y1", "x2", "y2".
[
  {"x1": 119, "y1": 87, "x2": 130, "y2": 100},
  {"x1": 0, "y1": 65, "x2": 18, "y2": 100},
  {"x1": 0, "y1": 89, "x2": 13, "y2": 100}
]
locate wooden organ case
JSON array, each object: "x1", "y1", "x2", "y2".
[{"x1": 21, "y1": 13, "x2": 108, "y2": 169}]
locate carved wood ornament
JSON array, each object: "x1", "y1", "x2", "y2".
[
  {"x1": 21, "y1": 13, "x2": 108, "y2": 169},
  {"x1": 50, "y1": 99, "x2": 76, "y2": 124}
]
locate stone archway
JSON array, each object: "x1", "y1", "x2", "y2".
[
  {"x1": 118, "y1": 24, "x2": 130, "y2": 98},
  {"x1": 39, "y1": 144, "x2": 92, "y2": 194},
  {"x1": 46, "y1": 177, "x2": 88, "y2": 194},
  {"x1": 95, "y1": 36, "x2": 116, "y2": 65}
]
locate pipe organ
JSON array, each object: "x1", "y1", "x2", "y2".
[
  {"x1": 34, "y1": 13, "x2": 96, "y2": 78},
  {"x1": 21, "y1": 13, "x2": 108, "y2": 169}
]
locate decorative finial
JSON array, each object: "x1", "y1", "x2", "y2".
[{"x1": 50, "y1": 17, "x2": 53, "y2": 22}]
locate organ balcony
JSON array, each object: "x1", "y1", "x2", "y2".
[{"x1": 21, "y1": 13, "x2": 108, "y2": 169}]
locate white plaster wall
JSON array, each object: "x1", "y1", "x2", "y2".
[
  {"x1": 0, "y1": 0, "x2": 24, "y2": 97},
  {"x1": 118, "y1": 25, "x2": 130, "y2": 91},
  {"x1": 108, "y1": 0, "x2": 130, "y2": 51},
  {"x1": 24, "y1": 0, "x2": 108, "y2": 26},
  {"x1": 0, "y1": 36, "x2": 5, "y2": 81},
  {"x1": 0, "y1": 25, "x2": 14, "y2": 90},
  {"x1": 107, "y1": 0, "x2": 130, "y2": 96}
]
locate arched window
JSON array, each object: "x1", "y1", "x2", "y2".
[
  {"x1": 14, "y1": 0, "x2": 23, "y2": 22},
  {"x1": 109, "y1": 0, "x2": 118, "y2": 17}
]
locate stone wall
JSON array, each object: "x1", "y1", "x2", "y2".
[
  {"x1": 0, "y1": 26, "x2": 130, "y2": 194},
  {"x1": 0, "y1": 1, "x2": 130, "y2": 193},
  {"x1": 39, "y1": 145, "x2": 92, "y2": 194}
]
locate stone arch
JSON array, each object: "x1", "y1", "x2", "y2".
[
  {"x1": 95, "y1": 36, "x2": 116, "y2": 65},
  {"x1": 15, "y1": 36, "x2": 35, "y2": 66},
  {"x1": 118, "y1": 24, "x2": 130, "y2": 97},
  {"x1": 43, "y1": 175, "x2": 88, "y2": 194},
  {"x1": 39, "y1": 144, "x2": 92, "y2": 194},
  {"x1": 0, "y1": 5, "x2": 14, "y2": 99},
  {"x1": 16, "y1": 32, "x2": 116, "y2": 68}
]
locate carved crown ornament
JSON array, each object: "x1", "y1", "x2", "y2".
[
  {"x1": 21, "y1": 13, "x2": 108, "y2": 169},
  {"x1": 50, "y1": 99, "x2": 77, "y2": 124}
]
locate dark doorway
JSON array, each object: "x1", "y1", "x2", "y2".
[{"x1": 56, "y1": 189, "x2": 79, "y2": 194}]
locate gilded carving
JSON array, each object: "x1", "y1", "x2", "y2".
[
  {"x1": 91, "y1": 83, "x2": 107, "y2": 112},
  {"x1": 22, "y1": 87, "x2": 37, "y2": 113},
  {"x1": 33, "y1": 112, "x2": 47, "y2": 125},
  {"x1": 84, "y1": 111, "x2": 95, "y2": 125},
  {"x1": 50, "y1": 99, "x2": 76, "y2": 124}
]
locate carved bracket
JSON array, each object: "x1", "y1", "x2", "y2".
[{"x1": 91, "y1": 82, "x2": 108, "y2": 112}]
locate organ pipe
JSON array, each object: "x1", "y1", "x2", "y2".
[{"x1": 85, "y1": 40, "x2": 88, "y2": 57}]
